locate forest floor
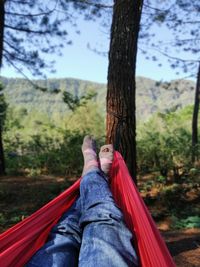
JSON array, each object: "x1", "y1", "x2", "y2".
[{"x1": 0, "y1": 174, "x2": 200, "y2": 266}]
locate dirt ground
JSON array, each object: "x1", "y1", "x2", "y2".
[
  {"x1": 162, "y1": 229, "x2": 200, "y2": 266},
  {"x1": 0, "y1": 175, "x2": 200, "y2": 266}
]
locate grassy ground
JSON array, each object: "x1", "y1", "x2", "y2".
[{"x1": 0, "y1": 173, "x2": 200, "y2": 266}]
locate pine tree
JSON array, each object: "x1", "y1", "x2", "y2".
[{"x1": 106, "y1": 0, "x2": 144, "y2": 183}]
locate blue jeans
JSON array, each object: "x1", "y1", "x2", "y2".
[{"x1": 26, "y1": 170, "x2": 138, "y2": 267}]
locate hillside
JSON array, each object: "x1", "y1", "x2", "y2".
[{"x1": 0, "y1": 76, "x2": 196, "y2": 121}]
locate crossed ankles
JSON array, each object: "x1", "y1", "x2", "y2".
[{"x1": 81, "y1": 135, "x2": 114, "y2": 177}]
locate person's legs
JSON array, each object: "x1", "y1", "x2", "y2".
[
  {"x1": 26, "y1": 197, "x2": 82, "y2": 267},
  {"x1": 26, "y1": 136, "x2": 138, "y2": 267},
  {"x1": 78, "y1": 143, "x2": 138, "y2": 267}
]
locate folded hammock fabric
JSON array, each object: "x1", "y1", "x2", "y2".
[{"x1": 0, "y1": 151, "x2": 175, "y2": 267}]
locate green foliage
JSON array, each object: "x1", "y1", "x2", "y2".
[
  {"x1": 137, "y1": 106, "x2": 200, "y2": 177},
  {"x1": 0, "y1": 84, "x2": 8, "y2": 130},
  {"x1": 2, "y1": 95, "x2": 199, "y2": 180},
  {"x1": 4, "y1": 130, "x2": 84, "y2": 176},
  {"x1": 171, "y1": 216, "x2": 200, "y2": 229},
  {"x1": 0, "y1": 76, "x2": 196, "y2": 123},
  {"x1": 3, "y1": 100, "x2": 105, "y2": 176},
  {"x1": 66, "y1": 102, "x2": 105, "y2": 137},
  {"x1": 63, "y1": 91, "x2": 97, "y2": 111},
  {"x1": 156, "y1": 175, "x2": 166, "y2": 183},
  {"x1": 1, "y1": 76, "x2": 199, "y2": 181}
]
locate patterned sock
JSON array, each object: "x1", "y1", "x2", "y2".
[
  {"x1": 82, "y1": 135, "x2": 99, "y2": 177},
  {"x1": 99, "y1": 144, "x2": 114, "y2": 177}
]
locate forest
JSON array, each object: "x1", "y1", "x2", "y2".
[{"x1": 0, "y1": 1, "x2": 200, "y2": 266}]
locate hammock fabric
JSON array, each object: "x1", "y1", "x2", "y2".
[{"x1": 0, "y1": 152, "x2": 175, "y2": 267}]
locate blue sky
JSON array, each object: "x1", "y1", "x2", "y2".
[{"x1": 0, "y1": 14, "x2": 196, "y2": 84}]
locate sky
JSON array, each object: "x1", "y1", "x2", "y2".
[{"x1": 0, "y1": 10, "x2": 196, "y2": 84}]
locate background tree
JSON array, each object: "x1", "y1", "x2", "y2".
[
  {"x1": 0, "y1": 84, "x2": 7, "y2": 175},
  {"x1": 106, "y1": 0, "x2": 144, "y2": 183},
  {"x1": 140, "y1": 0, "x2": 200, "y2": 162},
  {"x1": 192, "y1": 62, "x2": 200, "y2": 162}
]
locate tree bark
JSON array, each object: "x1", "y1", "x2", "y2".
[
  {"x1": 106, "y1": 0, "x2": 143, "y2": 183},
  {"x1": 192, "y1": 62, "x2": 200, "y2": 162},
  {"x1": 0, "y1": 1, "x2": 6, "y2": 175}
]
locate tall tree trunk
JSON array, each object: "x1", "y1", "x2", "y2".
[
  {"x1": 106, "y1": 0, "x2": 143, "y2": 183},
  {"x1": 0, "y1": 1, "x2": 6, "y2": 175},
  {"x1": 192, "y1": 62, "x2": 200, "y2": 162}
]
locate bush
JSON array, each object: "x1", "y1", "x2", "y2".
[
  {"x1": 171, "y1": 216, "x2": 200, "y2": 229},
  {"x1": 5, "y1": 130, "x2": 85, "y2": 176},
  {"x1": 137, "y1": 107, "x2": 200, "y2": 178}
]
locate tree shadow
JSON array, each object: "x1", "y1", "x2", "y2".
[{"x1": 166, "y1": 233, "x2": 200, "y2": 256}]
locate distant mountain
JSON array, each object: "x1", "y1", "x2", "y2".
[{"x1": 0, "y1": 76, "x2": 196, "y2": 121}]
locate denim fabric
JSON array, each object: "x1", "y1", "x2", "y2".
[
  {"x1": 26, "y1": 198, "x2": 82, "y2": 267},
  {"x1": 26, "y1": 170, "x2": 138, "y2": 267}
]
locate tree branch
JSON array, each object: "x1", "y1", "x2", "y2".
[
  {"x1": 5, "y1": 0, "x2": 58, "y2": 17},
  {"x1": 75, "y1": 0, "x2": 113, "y2": 9},
  {"x1": 5, "y1": 9, "x2": 53, "y2": 17},
  {"x1": 155, "y1": 39, "x2": 200, "y2": 47},
  {"x1": 147, "y1": 46, "x2": 199, "y2": 63},
  {"x1": 143, "y1": 2, "x2": 175, "y2": 13},
  {"x1": 3, "y1": 39, "x2": 24, "y2": 55},
  {"x1": 180, "y1": 20, "x2": 200, "y2": 24},
  {"x1": 5, "y1": 24, "x2": 50, "y2": 34},
  {"x1": 4, "y1": 49, "x2": 32, "y2": 64},
  {"x1": 3, "y1": 53, "x2": 49, "y2": 91}
]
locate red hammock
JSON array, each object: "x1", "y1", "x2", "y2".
[{"x1": 0, "y1": 152, "x2": 175, "y2": 267}]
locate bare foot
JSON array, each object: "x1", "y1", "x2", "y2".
[
  {"x1": 99, "y1": 144, "x2": 114, "y2": 177},
  {"x1": 82, "y1": 135, "x2": 99, "y2": 176}
]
